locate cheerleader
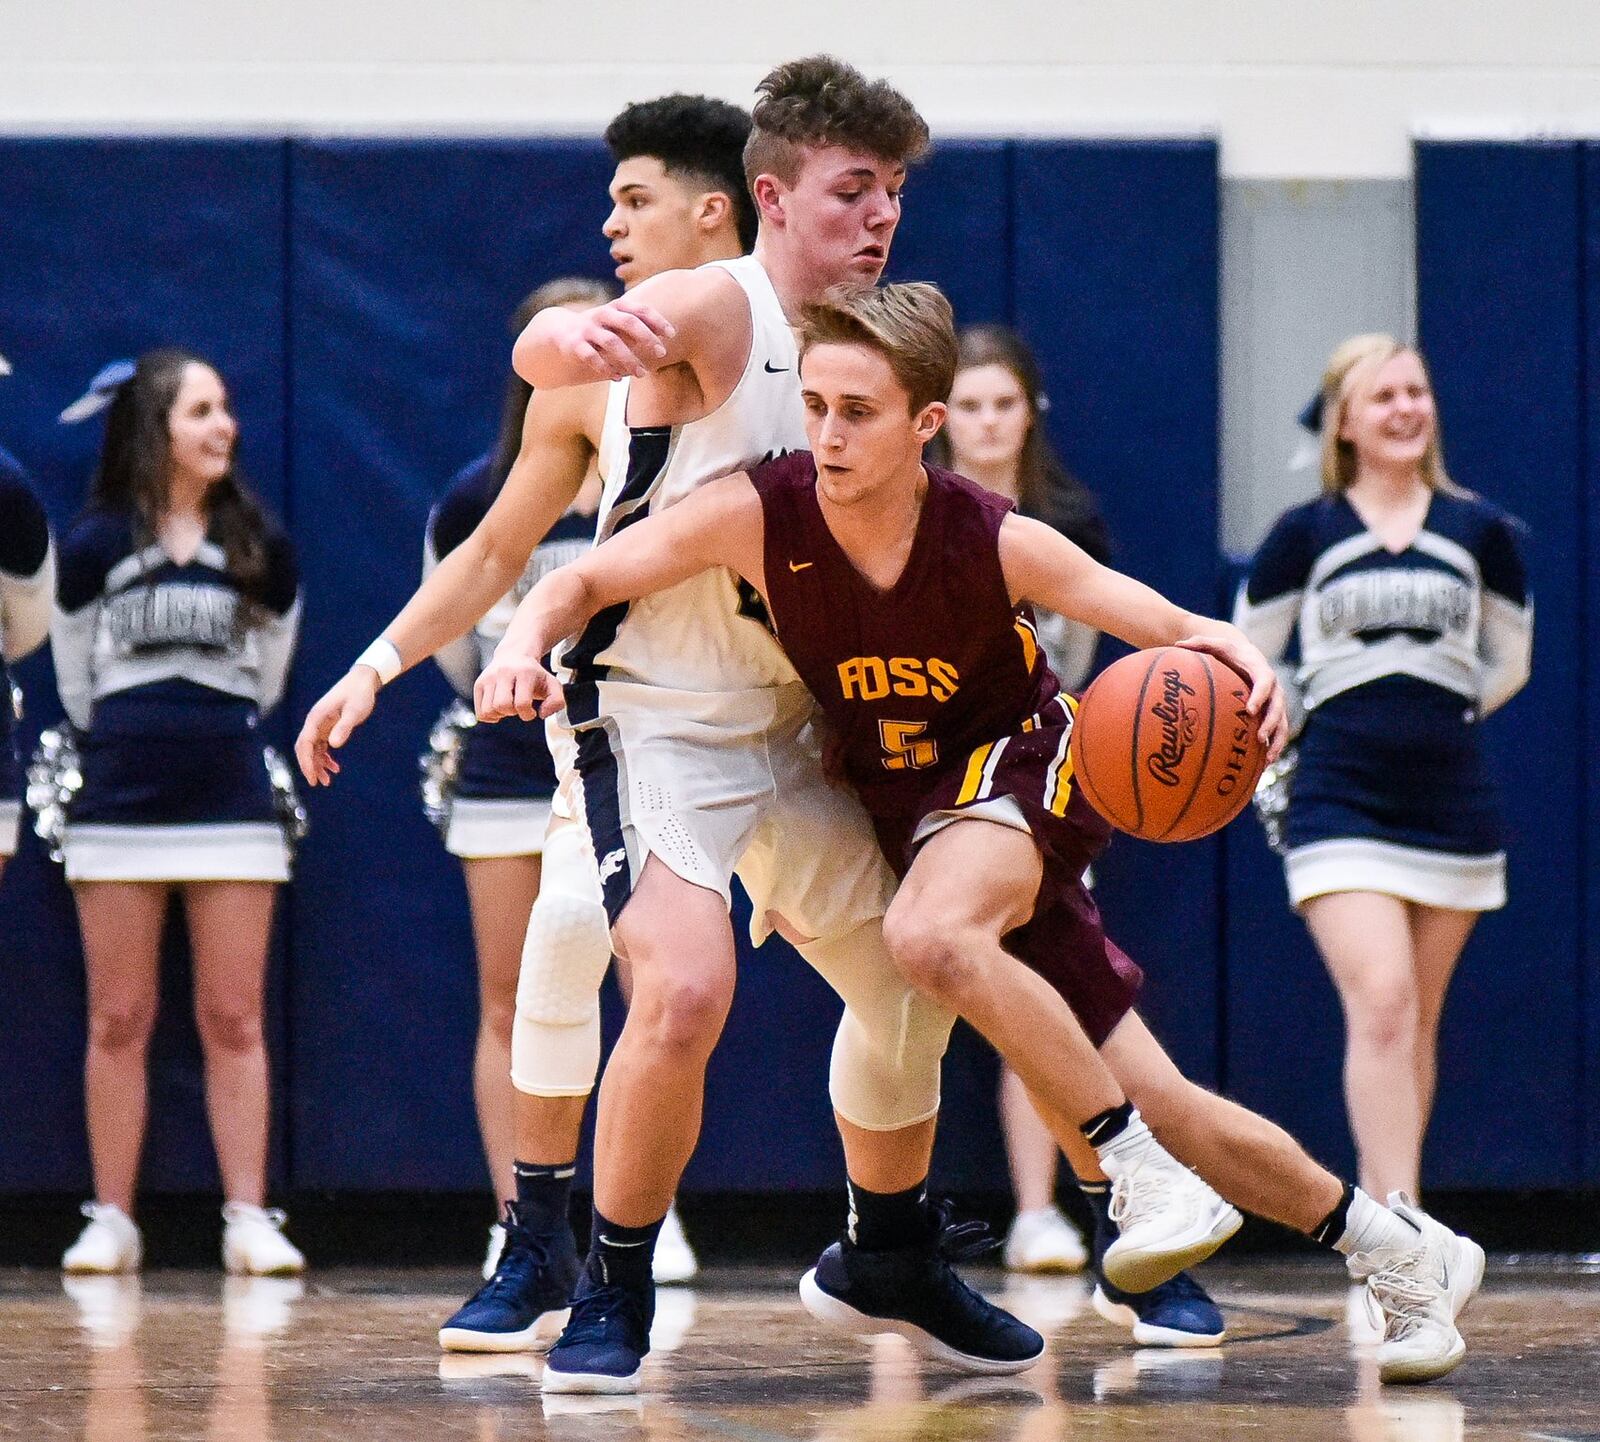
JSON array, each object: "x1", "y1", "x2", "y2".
[
  {"x1": 50, "y1": 350, "x2": 306, "y2": 1275},
  {"x1": 0, "y1": 441, "x2": 54, "y2": 879},
  {"x1": 1235, "y1": 334, "x2": 1532, "y2": 1203},
  {"x1": 930, "y1": 325, "x2": 1223, "y2": 1347},
  {"x1": 420, "y1": 278, "x2": 611, "y2": 1274}
]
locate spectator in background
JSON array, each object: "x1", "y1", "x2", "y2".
[
  {"x1": 1234, "y1": 334, "x2": 1531, "y2": 1212},
  {"x1": 420, "y1": 276, "x2": 613, "y2": 1277},
  {"x1": 50, "y1": 350, "x2": 305, "y2": 1277},
  {"x1": 0, "y1": 403, "x2": 55, "y2": 880},
  {"x1": 931, "y1": 323, "x2": 1225, "y2": 1347}
]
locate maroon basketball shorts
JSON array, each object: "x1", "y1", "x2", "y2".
[{"x1": 875, "y1": 696, "x2": 1143, "y2": 1046}]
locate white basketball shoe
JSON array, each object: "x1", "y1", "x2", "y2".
[
  {"x1": 1349, "y1": 1194, "x2": 1484, "y2": 1384},
  {"x1": 221, "y1": 1203, "x2": 306, "y2": 1276},
  {"x1": 62, "y1": 1202, "x2": 142, "y2": 1274},
  {"x1": 1003, "y1": 1205, "x2": 1089, "y2": 1274},
  {"x1": 652, "y1": 1202, "x2": 698, "y2": 1284},
  {"x1": 482, "y1": 1222, "x2": 506, "y2": 1281},
  {"x1": 1098, "y1": 1123, "x2": 1242, "y2": 1293}
]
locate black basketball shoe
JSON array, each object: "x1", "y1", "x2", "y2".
[{"x1": 800, "y1": 1201, "x2": 1044, "y2": 1373}]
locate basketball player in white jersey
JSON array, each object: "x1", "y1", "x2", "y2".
[
  {"x1": 298, "y1": 96, "x2": 754, "y2": 1343},
  {"x1": 471, "y1": 56, "x2": 1238, "y2": 1393}
]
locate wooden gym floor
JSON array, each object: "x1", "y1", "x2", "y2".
[{"x1": 1, "y1": 1259, "x2": 1595, "y2": 1440}]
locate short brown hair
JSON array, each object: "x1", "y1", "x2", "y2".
[
  {"x1": 798, "y1": 282, "x2": 957, "y2": 412},
  {"x1": 744, "y1": 55, "x2": 930, "y2": 190}
]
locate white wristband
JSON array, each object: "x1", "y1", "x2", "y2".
[{"x1": 353, "y1": 637, "x2": 403, "y2": 687}]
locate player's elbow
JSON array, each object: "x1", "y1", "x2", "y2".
[
  {"x1": 512, "y1": 321, "x2": 570, "y2": 390},
  {"x1": 511, "y1": 328, "x2": 544, "y2": 387}
]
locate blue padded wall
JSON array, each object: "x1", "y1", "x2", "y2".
[
  {"x1": 0, "y1": 138, "x2": 291, "y2": 1192},
  {"x1": 284, "y1": 139, "x2": 616, "y2": 1189},
  {"x1": 886, "y1": 140, "x2": 1012, "y2": 325},
  {"x1": 1412, "y1": 141, "x2": 1586, "y2": 1187},
  {"x1": 1583, "y1": 143, "x2": 1600, "y2": 1186},
  {"x1": 1013, "y1": 140, "x2": 1224, "y2": 1088},
  {"x1": 2, "y1": 134, "x2": 1224, "y2": 1197}
]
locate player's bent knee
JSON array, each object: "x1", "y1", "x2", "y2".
[
  {"x1": 510, "y1": 883, "x2": 612, "y2": 1095},
  {"x1": 630, "y1": 970, "x2": 733, "y2": 1054},
  {"x1": 511, "y1": 1010, "x2": 601, "y2": 1097},
  {"x1": 881, "y1": 909, "x2": 980, "y2": 1003},
  {"x1": 829, "y1": 1008, "x2": 944, "y2": 1132},
  {"x1": 515, "y1": 888, "x2": 612, "y2": 1029}
]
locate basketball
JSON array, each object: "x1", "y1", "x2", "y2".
[{"x1": 1069, "y1": 647, "x2": 1268, "y2": 843}]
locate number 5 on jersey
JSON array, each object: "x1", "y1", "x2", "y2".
[{"x1": 880, "y1": 719, "x2": 937, "y2": 771}]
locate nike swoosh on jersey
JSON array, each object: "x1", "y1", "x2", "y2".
[
  {"x1": 788, "y1": 560, "x2": 814, "y2": 572},
  {"x1": 764, "y1": 360, "x2": 791, "y2": 373}
]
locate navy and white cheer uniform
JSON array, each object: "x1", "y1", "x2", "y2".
[
  {"x1": 51, "y1": 511, "x2": 301, "y2": 881},
  {"x1": 0, "y1": 448, "x2": 54, "y2": 857},
  {"x1": 1235, "y1": 489, "x2": 1532, "y2": 910},
  {"x1": 423, "y1": 450, "x2": 596, "y2": 858}
]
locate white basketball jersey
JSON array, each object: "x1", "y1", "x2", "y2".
[
  {"x1": 558, "y1": 256, "x2": 808, "y2": 699},
  {"x1": 595, "y1": 379, "x2": 629, "y2": 493}
]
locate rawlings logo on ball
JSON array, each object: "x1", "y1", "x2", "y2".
[{"x1": 1146, "y1": 668, "x2": 1199, "y2": 787}]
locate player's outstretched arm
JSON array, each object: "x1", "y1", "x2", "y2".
[
  {"x1": 998, "y1": 514, "x2": 1288, "y2": 757},
  {"x1": 294, "y1": 386, "x2": 598, "y2": 787},
  {"x1": 475, "y1": 474, "x2": 765, "y2": 724},
  {"x1": 513, "y1": 268, "x2": 745, "y2": 391}
]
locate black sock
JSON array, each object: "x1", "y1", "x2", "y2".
[
  {"x1": 847, "y1": 1179, "x2": 931, "y2": 1251},
  {"x1": 1079, "y1": 1180, "x2": 1114, "y2": 1247},
  {"x1": 1309, "y1": 1182, "x2": 1356, "y2": 1250},
  {"x1": 512, "y1": 1159, "x2": 574, "y2": 1236},
  {"x1": 1079, "y1": 1100, "x2": 1136, "y2": 1148},
  {"x1": 589, "y1": 1208, "x2": 661, "y2": 1289}
]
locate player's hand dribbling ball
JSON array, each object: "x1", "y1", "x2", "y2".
[{"x1": 1069, "y1": 647, "x2": 1269, "y2": 843}]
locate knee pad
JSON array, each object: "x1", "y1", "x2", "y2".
[
  {"x1": 510, "y1": 824, "x2": 613, "y2": 1097},
  {"x1": 799, "y1": 921, "x2": 954, "y2": 1132}
]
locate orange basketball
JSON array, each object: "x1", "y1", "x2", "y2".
[{"x1": 1069, "y1": 647, "x2": 1268, "y2": 843}]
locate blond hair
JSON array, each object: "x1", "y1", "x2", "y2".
[
  {"x1": 1317, "y1": 333, "x2": 1459, "y2": 495},
  {"x1": 797, "y1": 282, "x2": 956, "y2": 412}
]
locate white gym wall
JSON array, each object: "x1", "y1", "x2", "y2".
[{"x1": 6, "y1": 0, "x2": 1599, "y2": 178}]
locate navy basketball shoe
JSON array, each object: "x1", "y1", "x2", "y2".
[
  {"x1": 1083, "y1": 1182, "x2": 1224, "y2": 1347},
  {"x1": 540, "y1": 1259, "x2": 655, "y2": 1394},
  {"x1": 438, "y1": 1202, "x2": 581, "y2": 1353},
  {"x1": 1092, "y1": 1271, "x2": 1225, "y2": 1347},
  {"x1": 800, "y1": 1201, "x2": 1045, "y2": 1373}
]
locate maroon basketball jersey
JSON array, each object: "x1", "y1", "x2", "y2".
[{"x1": 752, "y1": 453, "x2": 1057, "y2": 820}]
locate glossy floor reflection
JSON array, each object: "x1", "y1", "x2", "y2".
[{"x1": 1, "y1": 1260, "x2": 1596, "y2": 1441}]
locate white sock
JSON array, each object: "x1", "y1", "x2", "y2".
[
  {"x1": 1093, "y1": 1110, "x2": 1154, "y2": 1168},
  {"x1": 1333, "y1": 1189, "x2": 1420, "y2": 1258}
]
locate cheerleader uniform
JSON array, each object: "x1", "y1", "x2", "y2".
[
  {"x1": 50, "y1": 510, "x2": 301, "y2": 882},
  {"x1": 1235, "y1": 489, "x2": 1532, "y2": 911},
  {"x1": 0, "y1": 448, "x2": 54, "y2": 857},
  {"x1": 423, "y1": 451, "x2": 595, "y2": 858}
]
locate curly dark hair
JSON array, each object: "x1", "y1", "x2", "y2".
[
  {"x1": 605, "y1": 94, "x2": 757, "y2": 251},
  {"x1": 89, "y1": 347, "x2": 277, "y2": 601},
  {"x1": 744, "y1": 55, "x2": 930, "y2": 189}
]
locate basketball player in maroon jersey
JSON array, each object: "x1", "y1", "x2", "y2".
[{"x1": 479, "y1": 283, "x2": 1485, "y2": 1385}]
